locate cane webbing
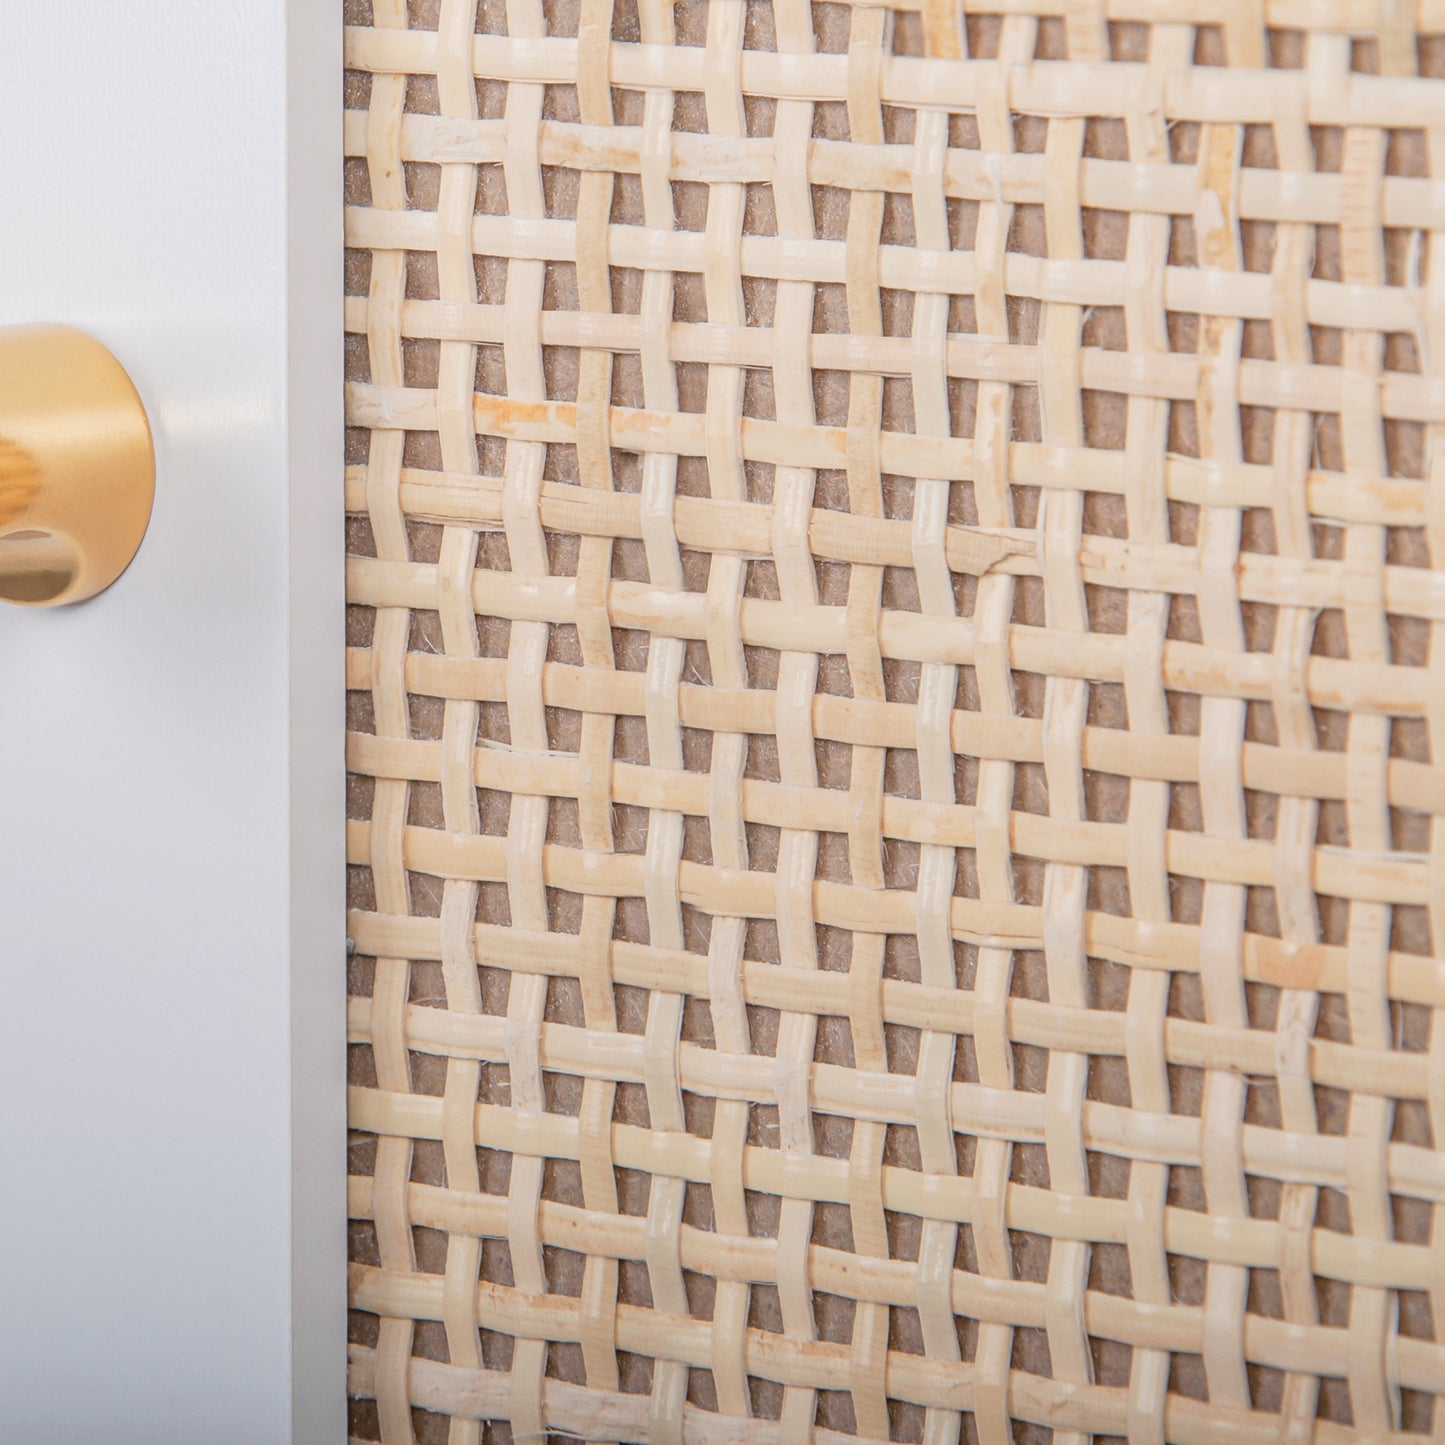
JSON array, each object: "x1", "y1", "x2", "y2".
[{"x1": 344, "y1": 2, "x2": 1445, "y2": 1440}]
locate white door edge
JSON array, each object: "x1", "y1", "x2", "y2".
[{"x1": 0, "y1": 7, "x2": 345, "y2": 1441}]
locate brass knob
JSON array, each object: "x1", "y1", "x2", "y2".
[{"x1": 0, "y1": 324, "x2": 154, "y2": 606}]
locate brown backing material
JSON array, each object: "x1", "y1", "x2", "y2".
[{"x1": 344, "y1": 2, "x2": 1445, "y2": 1440}]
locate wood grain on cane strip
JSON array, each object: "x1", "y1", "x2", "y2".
[{"x1": 343, "y1": 3, "x2": 1445, "y2": 1440}]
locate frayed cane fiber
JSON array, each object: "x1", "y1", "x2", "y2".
[{"x1": 342, "y1": 2, "x2": 1445, "y2": 1441}]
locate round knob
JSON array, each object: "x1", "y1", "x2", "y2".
[{"x1": 0, "y1": 325, "x2": 154, "y2": 606}]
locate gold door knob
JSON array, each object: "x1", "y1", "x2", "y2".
[{"x1": 0, "y1": 324, "x2": 154, "y2": 606}]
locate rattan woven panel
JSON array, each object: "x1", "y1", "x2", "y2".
[{"x1": 344, "y1": 2, "x2": 1445, "y2": 1440}]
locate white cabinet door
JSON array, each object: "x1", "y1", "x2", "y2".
[{"x1": 0, "y1": 8, "x2": 343, "y2": 1442}]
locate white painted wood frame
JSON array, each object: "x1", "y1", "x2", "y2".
[{"x1": 0, "y1": 7, "x2": 344, "y2": 1441}]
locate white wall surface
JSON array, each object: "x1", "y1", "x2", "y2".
[{"x1": 0, "y1": 7, "x2": 343, "y2": 1442}]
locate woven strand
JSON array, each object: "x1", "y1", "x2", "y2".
[{"x1": 344, "y1": 3, "x2": 1445, "y2": 1441}]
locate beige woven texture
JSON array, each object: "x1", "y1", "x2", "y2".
[{"x1": 344, "y1": 2, "x2": 1445, "y2": 1440}]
